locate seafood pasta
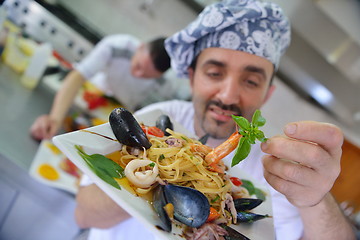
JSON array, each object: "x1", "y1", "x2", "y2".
[
  {"x1": 82, "y1": 107, "x2": 270, "y2": 239},
  {"x1": 114, "y1": 128, "x2": 234, "y2": 219}
]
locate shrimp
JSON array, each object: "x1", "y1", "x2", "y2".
[
  {"x1": 205, "y1": 132, "x2": 242, "y2": 173},
  {"x1": 190, "y1": 143, "x2": 213, "y2": 158}
]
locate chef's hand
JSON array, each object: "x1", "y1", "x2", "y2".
[
  {"x1": 30, "y1": 114, "x2": 60, "y2": 140},
  {"x1": 261, "y1": 121, "x2": 343, "y2": 208}
]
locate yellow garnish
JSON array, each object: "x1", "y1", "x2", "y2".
[
  {"x1": 45, "y1": 142, "x2": 62, "y2": 155},
  {"x1": 91, "y1": 118, "x2": 107, "y2": 126},
  {"x1": 38, "y1": 163, "x2": 60, "y2": 181}
]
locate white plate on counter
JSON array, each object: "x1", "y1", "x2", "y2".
[{"x1": 29, "y1": 140, "x2": 80, "y2": 194}]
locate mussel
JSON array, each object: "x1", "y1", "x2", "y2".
[
  {"x1": 153, "y1": 184, "x2": 172, "y2": 232},
  {"x1": 153, "y1": 184, "x2": 210, "y2": 232},
  {"x1": 109, "y1": 108, "x2": 151, "y2": 149},
  {"x1": 222, "y1": 225, "x2": 251, "y2": 240},
  {"x1": 233, "y1": 198, "x2": 263, "y2": 212},
  {"x1": 155, "y1": 114, "x2": 173, "y2": 136},
  {"x1": 236, "y1": 211, "x2": 269, "y2": 223}
]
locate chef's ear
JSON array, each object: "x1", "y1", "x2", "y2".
[{"x1": 188, "y1": 68, "x2": 194, "y2": 87}]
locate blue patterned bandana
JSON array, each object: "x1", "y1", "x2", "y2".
[{"x1": 165, "y1": 0, "x2": 291, "y2": 78}]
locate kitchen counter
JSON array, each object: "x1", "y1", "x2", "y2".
[
  {"x1": 0, "y1": 62, "x2": 80, "y2": 239},
  {"x1": 0, "y1": 62, "x2": 56, "y2": 170}
]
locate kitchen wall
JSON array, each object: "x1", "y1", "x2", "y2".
[
  {"x1": 57, "y1": 0, "x2": 197, "y2": 41},
  {"x1": 262, "y1": 76, "x2": 360, "y2": 147},
  {"x1": 54, "y1": 0, "x2": 197, "y2": 104}
]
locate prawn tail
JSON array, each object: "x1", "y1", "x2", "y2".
[{"x1": 205, "y1": 132, "x2": 242, "y2": 165}]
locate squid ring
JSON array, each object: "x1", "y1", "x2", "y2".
[{"x1": 124, "y1": 159, "x2": 159, "y2": 188}]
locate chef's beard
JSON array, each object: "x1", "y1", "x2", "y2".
[{"x1": 201, "y1": 100, "x2": 242, "y2": 140}]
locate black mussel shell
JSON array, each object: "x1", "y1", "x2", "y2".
[
  {"x1": 234, "y1": 198, "x2": 263, "y2": 212},
  {"x1": 155, "y1": 114, "x2": 173, "y2": 136},
  {"x1": 164, "y1": 184, "x2": 210, "y2": 228},
  {"x1": 236, "y1": 211, "x2": 269, "y2": 223},
  {"x1": 221, "y1": 225, "x2": 250, "y2": 240},
  {"x1": 109, "y1": 108, "x2": 151, "y2": 149},
  {"x1": 153, "y1": 185, "x2": 172, "y2": 232}
]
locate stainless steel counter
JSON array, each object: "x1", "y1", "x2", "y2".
[
  {"x1": 0, "y1": 63, "x2": 81, "y2": 239},
  {"x1": 0, "y1": 62, "x2": 55, "y2": 170}
]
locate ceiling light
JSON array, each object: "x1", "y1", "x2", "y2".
[{"x1": 310, "y1": 85, "x2": 333, "y2": 105}]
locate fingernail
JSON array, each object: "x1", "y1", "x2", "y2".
[
  {"x1": 285, "y1": 123, "x2": 297, "y2": 135},
  {"x1": 261, "y1": 139, "x2": 269, "y2": 150}
]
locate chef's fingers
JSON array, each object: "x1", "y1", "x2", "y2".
[
  {"x1": 30, "y1": 115, "x2": 51, "y2": 140},
  {"x1": 283, "y1": 121, "x2": 343, "y2": 159},
  {"x1": 262, "y1": 163, "x2": 324, "y2": 208},
  {"x1": 262, "y1": 154, "x2": 318, "y2": 187},
  {"x1": 261, "y1": 135, "x2": 337, "y2": 172}
]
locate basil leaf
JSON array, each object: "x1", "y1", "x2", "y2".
[
  {"x1": 231, "y1": 110, "x2": 267, "y2": 167},
  {"x1": 254, "y1": 130, "x2": 267, "y2": 142},
  {"x1": 75, "y1": 145, "x2": 124, "y2": 189},
  {"x1": 252, "y1": 109, "x2": 266, "y2": 127},
  {"x1": 247, "y1": 132, "x2": 256, "y2": 144},
  {"x1": 94, "y1": 168, "x2": 122, "y2": 190},
  {"x1": 232, "y1": 115, "x2": 250, "y2": 131},
  {"x1": 254, "y1": 188, "x2": 266, "y2": 201},
  {"x1": 231, "y1": 138, "x2": 251, "y2": 167},
  {"x1": 240, "y1": 179, "x2": 256, "y2": 196}
]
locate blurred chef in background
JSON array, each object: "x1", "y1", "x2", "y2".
[{"x1": 30, "y1": 34, "x2": 170, "y2": 140}]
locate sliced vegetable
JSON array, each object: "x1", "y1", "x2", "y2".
[
  {"x1": 230, "y1": 177, "x2": 243, "y2": 187},
  {"x1": 141, "y1": 125, "x2": 164, "y2": 137},
  {"x1": 206, "y1": 207, "x2": 220, "y2": 222}
]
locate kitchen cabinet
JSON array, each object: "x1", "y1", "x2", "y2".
[{"x1": 331, "y1": 139, "x2": 360, "y2": 213}]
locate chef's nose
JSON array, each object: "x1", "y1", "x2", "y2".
[{"x1": 217, "y1": 77, "x2": 241, "y2": 105}]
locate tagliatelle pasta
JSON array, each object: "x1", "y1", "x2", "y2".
[{"x1": 110, "y1": 129, "x2": 232, "y2": 216}]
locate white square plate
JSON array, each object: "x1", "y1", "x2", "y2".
[
  {"x1": 29, "y1": 140, "x2": 79, "y2": 194},
  {"x1": 53, "y1": 109, "x2": 274, "y2": 239}
]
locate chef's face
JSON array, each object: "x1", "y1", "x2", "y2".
[
  {"x1": 189, "y1": 48, "x2": 275, "y2": 140},
  {"x1": 131, "y1": 44, "x2": 162, "y2": 79}
]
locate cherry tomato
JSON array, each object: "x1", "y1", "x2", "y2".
[
  {"x1": 206, "y1": 207, "x2": 220, "y2": 222},
  {"x1": 141, "y1": 125, "x2": 164, "y2": 137},
  {"x1": 230, "y1": 177, "x2": 243, "y2": 186}
]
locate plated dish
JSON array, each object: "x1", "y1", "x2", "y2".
[
  {"x1": 29, "y1": 140, "x2": 81, "y2": 194},
  {"x1": 53, "y1": 109, "x2": 274, "y2": 239}
]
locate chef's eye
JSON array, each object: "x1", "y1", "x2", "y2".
[
  {"x1": 245, "y1": 79, "x2": 259, "y2": 88},
  {"x1": 206, "y1": 71, "x2": 222, "y2": 78}
]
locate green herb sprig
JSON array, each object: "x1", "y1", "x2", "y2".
[
  {"x1": 75, "y1": 145, "x2": 125, "y2": 189},
  {"x1": 231, "y1": 110, "x2": 267, "y2": 167}
]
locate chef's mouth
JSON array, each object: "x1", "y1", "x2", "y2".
[{"x1": 206, "y1": 101, "x2": 242, "y2": 121}]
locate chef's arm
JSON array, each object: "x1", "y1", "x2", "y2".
[
  {"x1": 30, "y1": 70, "x2": 86, "y2": 140},
  {"x1": 75, "y1": 183, "x2": 131, "y2": 229},
  {"x1": 299, "y1": 193, "x2": 356, "y2": 240},
  {"x1": 49, "y1": 70, "x2": 85, "y2": 130}
]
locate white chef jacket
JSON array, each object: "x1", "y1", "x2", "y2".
[
  {"x1": 81, "y1": 100, "x2": 304, "y2": 240},
  {"x1": 75, "y1": 34, "x2": 160, "y2": 111}
]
